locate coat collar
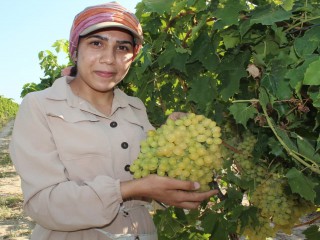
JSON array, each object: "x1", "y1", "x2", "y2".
[{"x1": 45, "y1": 77, "x2": 143, "y2": 121}]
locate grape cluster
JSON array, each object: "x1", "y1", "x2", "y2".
[
  {"x1": 231, "y1": 133, "x2": 267, "y2": 183},
  {"x1": 130, "y1": 113, "x2": 223, "y2": 191},
  {"x1": 241, "y1": 215, "x2": 278, "y2": 240},
  {"x1": 251, "y1": 176, "x2": 294, "y2": 226},
  {"x1": 244, "y1": 175, "x2": 317, "y2": 239}
]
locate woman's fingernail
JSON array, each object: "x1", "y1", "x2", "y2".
[{"x1": 194, "y1": 182, "x2": 200, "y2": 189}]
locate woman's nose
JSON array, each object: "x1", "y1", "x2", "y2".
[{"x1": 99, "y1": 48, "x2": 115, "y2": 64}]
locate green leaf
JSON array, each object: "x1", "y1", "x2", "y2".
[
  {"x1": 229, "y1": 103, "x2": 258, "y2": 128},
  {"x1": 274, "y1": 127, "x2": 298, "y2": 152},
  {"x1": 190, "y1": 31, "x2": 219, "y2": 72},
  {"x1": 281, "y1": 0, "x2": 295, "y2": 11},
  {"x1": 142, "y1": 0, "x2": 174, "y2": 14},
  {"x1": 259, "y1": 87, "x2": 273, "y2": 109},
  {"x1": 286, "y1": 168, "x2": 318, "y2": 202},
  {"x1": 218, "y1": 51, "x2": 251, "y2": 101},
  {"x1": 304, "y1": 58, "x2": 320, "y2": 85},
  {"x1": 157, "y1": 43, "x2": 176, "y2": 68},
  {"x1": 294, "y1": 26, "x2": 320, "y2": 58},
  {"x1": 153, "y1": 208, "x2": 182, "y2": 238},
  {"x1": 237, "y1": 207, "x2": 259, "y2": 233},
  {"x1": 214, "y1": 0, "x2": 246, "y2": 29},
  {"x1": 250, "y1": 5, "x2": 292, "y2": 25},
  {"x1": 201, "y1": 210, "x2": 219, "y2": 233},
  {"x1": 287, "y1": 55, "x2": 319, "y2": 93},
  {"x1": 272, "y1": 25, "x2": 288, "y2": 46},
  {"x1": 268, "y1": 137, "x2": 285, "y2": 157},
  {"x1": 308, "y1": 87, "x2": 320, "y2": 109},
  {"x1": 303, "y1": 225, "x2": 320, "y2": 240},
  {"x1": 52, "y1": 39, "x2": 69, "y2": 54},
  {"x1": 171, "y1": 52, "x2": 189, "y2": 73},
  {"x1": 293, "y1": 133, "x2": 320, "y2": 164},
  {"x1": 261, "y1": 57, "x2": 292, "y2": 100},
  {"x1": 219, "y1": 70, "x2": 242, "y2": 101},
  {"x1": 174, "y1": 208, "x2": 188, "y2": 224},
  {"x1": 201, "y1": 212, "x2": 229, "y2": 240},
  {"x1": 221, "y1": 30, "x2": 240, "y2": 49},
  {"x1": 188, "y1": 76, "x2": 216, "y2": 110}
]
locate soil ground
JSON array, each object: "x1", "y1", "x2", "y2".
[
  {"x1": 0, "y1": 120, "x2": 35, "y2": 240},
  {"x1": 0, "y1": 120, "x2": 319, "y2": 240}
]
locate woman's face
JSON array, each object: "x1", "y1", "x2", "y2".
[{"x1": 74, "y1": 28, "x2": 134, "y2": 93}]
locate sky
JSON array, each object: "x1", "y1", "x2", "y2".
[{"x1": 0, "y1": 0, "x2": 140, "y2": 104}]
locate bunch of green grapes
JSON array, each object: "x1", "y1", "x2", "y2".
[
  {"x1": 241, "y1": 215, "x2": 278, "y2": 240},
  {"x1": 231, "y1": 133, "x2": 267, "y2": 183},
  {"x1": 249, "y1": 175, "x2": 316, "y2": 237},
  {"x1": 130, "y1": 113, "x2": 223, "y2": 191}
]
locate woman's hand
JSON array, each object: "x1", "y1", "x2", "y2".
[{"x1": 121, "y1": 175, "x2": 218, "y2": 209}]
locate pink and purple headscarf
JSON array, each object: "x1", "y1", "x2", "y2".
[{"x1": 69, "y1": 1, "x2": 143, "y2": 61}]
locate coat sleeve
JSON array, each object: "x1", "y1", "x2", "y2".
[{"x1": 9, "y1": 93, "x2": 123, "y2": 231}]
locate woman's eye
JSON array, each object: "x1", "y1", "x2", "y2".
[
  {"x1": 118, "y1": 45, "x2": 130, "y2": 51},
  {"x1": 90, "y1": 41, "x2": 102, "y2": 47}
]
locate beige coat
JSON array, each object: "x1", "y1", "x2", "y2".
[{"x1": 9, "y1": 77, "x2": 157, "y2": 240}]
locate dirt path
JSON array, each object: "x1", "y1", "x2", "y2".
[
  {"x1": 0, "y1": 120, "x2": 21, "y2": 196},
  {"x1": 0, "y1": 120, "x2": 15, "y2": 147},
  {"x1": 0, "y1": 120, "x2": 34, "y2": 240}
]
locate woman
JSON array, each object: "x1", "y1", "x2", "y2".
[{"x1": 9, "y1": 2, "x2": 217, "y2": 240}]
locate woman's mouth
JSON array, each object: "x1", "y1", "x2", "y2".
[{"x1": 95, "y1": 71, "x2": 115, "y2": 78}]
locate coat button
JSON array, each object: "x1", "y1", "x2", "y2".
[
  {"x1": 110, "y1": 121, "x2": 118, "y2": 128},
  {"x1": 124, "y1": 164, "x2": 131, "y2": 172},
  {"x1": 121, "y1": 142, "x2": 129, "y2": 149}
]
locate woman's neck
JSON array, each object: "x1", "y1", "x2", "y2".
[{"x1": 70, "y1": 79, "x2": 114, "y2": 116}]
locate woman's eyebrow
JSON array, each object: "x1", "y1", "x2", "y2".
[{"x1": 87, "y1": 34, "x2": 133, "y2": 46}]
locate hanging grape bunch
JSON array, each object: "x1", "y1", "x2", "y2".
[{"x1": 130, "y1": 113, "x2": 223, "y2": 191}]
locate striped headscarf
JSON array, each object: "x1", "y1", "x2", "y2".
[{"x1": 69, "y1": 1, "x2": 143, "y2": 61}]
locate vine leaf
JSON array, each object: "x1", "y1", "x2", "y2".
[
  {"x1": 308, "y1": 87, "x2": 320, "y2": 109},
  {"x1": 157, "y1": 43, "x2": 189, "y2": 73},
  {"x1": 261, "y1": 58, "x2": 291, "y2": 100},
  {"x1": 214, "y1": 0, "x2": 246, "y2": 29},
  {"x1": 304, "y1": 58, "x2": 320, "y2": 85},
  {"x1": 293, "y1": 133, "x2": 320, "y2": 164},
  {"x1": 142, "y1": 0, "x2": 174, "y2": 14},
  {"x1": 286, "y1": 168, "x2": 318, "y2": 202},
  {"x1": 250, "y1": 5, "x2": 292, "y2": 25},
  {"x1": 229, "y1": 103, "x2": 257, "y2": 128},
  {"x1": 201, "y1": 212, "x2": 229, "y2": 240},
  {"x1": 153, "y1": 208, "x2": 181, "y2": 238},
  {"x1": 157, "y1": 43, "x2": 176, "y2": 68},
  {"x1": 287, "y1": 55, "x2": 318, "y2": 94},
  {"x1": 294, "y1": 26, "x2": 320, "y2": 58},
  {"x1": 303, "y1": 224, "x2": 320, "y2": 240},
  {"x1": 281, "y1": 0, "x2": 295, "y2": 11},
  {"x1": 190, "y1": 32, "x2": 219, "y2": 72},
  {"x1": 218, "y1": 50, "x2": 250, "y2": 101},
  {"x1": 188, "y1": 76, "x2": 215, "y2": 110}
]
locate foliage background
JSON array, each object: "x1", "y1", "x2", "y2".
[{"x1": 0, "y1": 96, "x2": 18, "y2": 129}]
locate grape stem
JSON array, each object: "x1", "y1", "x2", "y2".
[
  {"x1": 260, "y1": 102, "x2": 320, "y2": 174},
  {"x1": 222, "y1": 141, "x2": 241, "y2": 154},
  {"x1": 293, "y1": 214, "x2": 320, "y2": 228}
]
